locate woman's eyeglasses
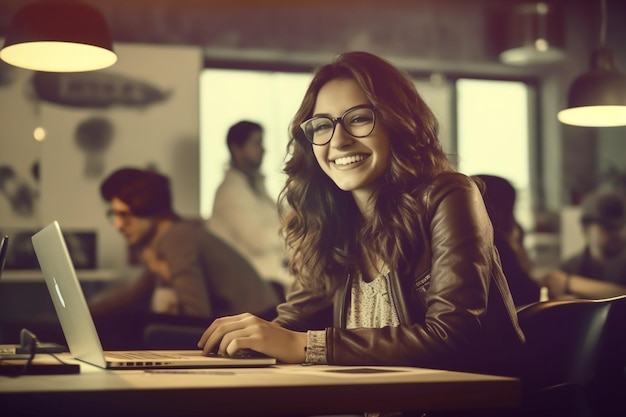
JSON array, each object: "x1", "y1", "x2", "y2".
[{"x1": 300, "y1": 105, "x2": 376, "y2": 146}]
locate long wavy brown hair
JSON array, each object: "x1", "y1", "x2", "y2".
[{"x1": 279, "y1": 51, "x2": 453, "y2": 294}]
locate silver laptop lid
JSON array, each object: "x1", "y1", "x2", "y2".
[{"x1": 32, "y1": 221, "x2": 107, "y2": 368}]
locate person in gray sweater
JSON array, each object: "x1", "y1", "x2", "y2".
[{"x1": 91, "y1": 167, "x2": 279, "y2": 349}]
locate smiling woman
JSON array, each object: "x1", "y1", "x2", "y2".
[{"x1": 197, "y1": 53, "x2": 526, "y2": 401}]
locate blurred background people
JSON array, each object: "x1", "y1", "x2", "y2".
[
  {"x1": 473, "y1": 174, "x2": 541, "y2": 307},
  {"x1": 538, "y1": 189, "x2": 626, "y2": 299},
  {"x1": 208, "y1": 121, "x2": 292, "y2": 300},
  {"x1": 90, "y1": 167, "x2": 280, "y2": 349}
]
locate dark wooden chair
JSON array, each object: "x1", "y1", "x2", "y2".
[{"x1": 516, "y1": 295, "x2": 626, "y2": 417}]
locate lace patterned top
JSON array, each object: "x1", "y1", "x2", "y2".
[
  {"x1": 346, "y1": 269, "x2": 400, "y2": 329},
  {"x1": 304, "y1": 268, "x2": 400, "y2": 364}
]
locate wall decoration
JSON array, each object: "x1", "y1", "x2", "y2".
[
  {"x1": 74, "y1": 116, "x2": 114, "y2": 177},
  {"x1": 0, "y1": 163, "x2": 38, "y2": 217},
  {"x1": 32, "y1": 71, "x2": 171, "y2": 109}
]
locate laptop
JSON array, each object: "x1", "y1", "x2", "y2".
[{"x1": 31, "y1": 220, "x2": 276, "y2": 369}]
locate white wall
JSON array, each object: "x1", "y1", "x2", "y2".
[
  {"x1": 0, "y1": 43, "x2": 202, "y2": 271},
  {"x1": 0, "y1": 61, "x2": 40, "y2": 229},
  {"x1": 560, "y1": 206, "x2": 585, "y2": 261}
]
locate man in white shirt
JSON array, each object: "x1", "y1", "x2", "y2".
[{"x1": 208, "y1": 121, "x2": 293, "y2": 299}]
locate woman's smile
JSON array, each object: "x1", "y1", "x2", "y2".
[{"x1": 331, "y1": 153, "x2": 370, "y2": 167}]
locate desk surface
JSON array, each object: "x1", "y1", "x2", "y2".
[{"x1": 0, "y1": 355, "x2": 520, "y2": 417}]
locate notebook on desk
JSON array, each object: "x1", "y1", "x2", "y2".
[{"x1": 31, "y1": 221, "x2": 276, "y2": 370}]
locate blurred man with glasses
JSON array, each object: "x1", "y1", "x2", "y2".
[{"x1": 90, "y1": 167, "x2": 279, "y2": 349}]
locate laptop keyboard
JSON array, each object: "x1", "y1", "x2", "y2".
[{"x1": 106, "y1": 351, "x2": 184, "y2": 360}]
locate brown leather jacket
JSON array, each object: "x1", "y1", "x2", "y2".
[{"x1": 274, "y1": 172, "x2": 526, "y2": 376}]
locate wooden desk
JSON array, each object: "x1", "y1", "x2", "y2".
[{"x1": 0, "y1": 356, "x2": 520, "y2": 417}]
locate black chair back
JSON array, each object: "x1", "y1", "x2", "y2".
[{"x1": 517, "y1": 295, "x2": 626, "y2": 416}]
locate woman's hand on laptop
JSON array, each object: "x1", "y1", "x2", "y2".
[{"x1": 197, "y1": 313, "x2": 307, "y2": 363}]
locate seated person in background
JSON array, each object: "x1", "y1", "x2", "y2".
[
  {"x1": 208, "y1": 121, "x2": 293, "y2": 299},
  {"x1": 538, "y1": 189, "x2": 626, "y2": 299},
  {"x1": 90, "y1": 167, "x2": 280, "y2": 349},
  {"x1": 198, "y1": 51, "x2": 525, "y2": 381},
  {"x1": 473, "y1": 174, "x2": 540, "y2": 307}
]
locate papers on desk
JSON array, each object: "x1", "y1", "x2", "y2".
[
  {"x1": 140, "y1": 366, "x2": 415, "y2": 378},
  {"x1": 112, "y1": 365, "x2": 437, "y2": 380},
  {"x1": 323, "y1": 367, "x2": 407, "y2": 374},
  {"x1": 274, "y1": 365, "x2": 436, "y2": 378}
]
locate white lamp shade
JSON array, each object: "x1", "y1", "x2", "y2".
[
  {"x1": 558, "y1": 49, "x2": 626, "y2": 127},
  {"x1": 0, "y1": 1, "x2": 117, "y2": 72},
  {"x1": 558, "y1": 106, "x2": 626, "y2": 127}
]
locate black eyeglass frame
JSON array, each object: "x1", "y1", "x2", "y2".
[
  {"x1": 300, "y1": 104, "x2": 377, "y2": 146},
  {"x1": 106, "y1": 208, "x2": 137, "y2": 222}
]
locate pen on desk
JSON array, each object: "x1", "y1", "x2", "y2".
[{"x1": 144, "y1": 370, "x2": 235, "y2": 375}]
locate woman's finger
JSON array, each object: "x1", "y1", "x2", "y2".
[{"x1": 197, "y1": 313, "x2": 257, "y2": 354}]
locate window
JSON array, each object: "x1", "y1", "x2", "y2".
[
  {"x1": 199, "y1": 69, "x2": 312, "y2": 218},
  {"x1": 200, "y1": 70, "x2": 535, "y2": 231},
  {"x1": 456, "y1": 78, "x2": 534, "y2": 230}
]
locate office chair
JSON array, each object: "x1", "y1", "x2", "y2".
[
  {"x1": 588, "y1": 294, "x2": 626, "y2": 417},
  {"x1": 516, "y1": 295, "x2": 626, "y2": 417}
]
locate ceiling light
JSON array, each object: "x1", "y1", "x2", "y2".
[
  {"x1": 0, "y1": 1, "x2": 117, "y2": 72},
  {"x1": 499, "y1": 2, "x2": 566, "y2": 66},
  {"x1": 557, "y1": 0, "x2": 626, "y2": 127}
]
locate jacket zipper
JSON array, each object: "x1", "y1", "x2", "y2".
[
  {"x1": 384, "y1": 271, "x2": 403, "y2": 325},
  {"x1": 339, "y1": 272, "x2": 352, "y2": 328}
]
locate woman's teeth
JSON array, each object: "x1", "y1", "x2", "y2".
[{"x1": 334, "y1": 154, "x2": 366, "y2": 166}]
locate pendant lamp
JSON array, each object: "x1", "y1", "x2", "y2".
[
  {"x1": 499, "y1": 2, "x2": 566, "y2": 66},
  {"x1": 557, "y1": 0, "x2": 626, "y2": 127},
  {"x1": 0, "y1": 1, "x2": 117, "y2": 72}
]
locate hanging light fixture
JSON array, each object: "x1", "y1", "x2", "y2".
[
  {"x1": 557, "y1": 0, "x2": 626, "y2": 127},
  {"x1": 499, "y1": 2, "x2": 566, "y2": 66},
  {"x1": 0, "y1": 1, "x2": 117, "y2": 72}
]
